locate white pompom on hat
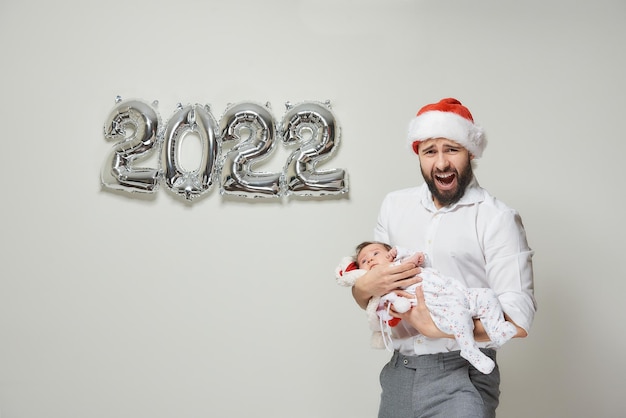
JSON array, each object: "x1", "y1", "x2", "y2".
[{"x1": 407, "y1": 98, "x2": 487, "y2": 158}]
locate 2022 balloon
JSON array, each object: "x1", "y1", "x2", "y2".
[{"x1": 101, "y1": 97, "x2": 349, "y2": 202}]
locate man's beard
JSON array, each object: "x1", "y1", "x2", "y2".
[{"x1": 422, "y1": 162, "x2": 473, "y2": 207}]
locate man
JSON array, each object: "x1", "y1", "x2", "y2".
[{"x1": 352, "y1": 98, "x2": 536, "y2": 418}]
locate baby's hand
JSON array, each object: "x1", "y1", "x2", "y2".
[
  {"x1": 387, "y1": 247, "x2": 398, "y2": 262},
  {"x1": 405, "y1": 252, "x2": 425, "y2": 267}
]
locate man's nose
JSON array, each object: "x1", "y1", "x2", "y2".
[{"x1": 434, "y1": 153, "x2": 449, "y2": 170}]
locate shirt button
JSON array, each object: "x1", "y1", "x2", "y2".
[{"x1": 403, "y1": 359, "x2": 409, "y2": 365}]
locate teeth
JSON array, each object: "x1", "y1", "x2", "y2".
[{"x1": 436, "y1": 173, "x2": 454, "y2": 179}]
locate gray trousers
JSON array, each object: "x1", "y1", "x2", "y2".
[{"x1": 378, "y1": 349, "x2": 500, "y2": 418}]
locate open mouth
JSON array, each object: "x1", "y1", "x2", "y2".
[{"x1": 434, "y1": 172, "x2": 456, "y2": 189}]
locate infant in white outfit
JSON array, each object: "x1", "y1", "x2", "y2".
[{"x1": 335, "y1": 241, "x2": 517, "y2": 374}]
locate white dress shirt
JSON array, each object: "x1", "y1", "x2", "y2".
[{"x1": 374, "y1": 178, "x2": 536, "y2": 356}]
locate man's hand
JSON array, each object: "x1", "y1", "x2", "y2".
[
  {"x1": 504, "y1": 314, "x2": 528, "y2": 338},
  {"x1": 392, "y1": 285, "x2": 454, "y2": 338},
  {"x1": 352, "y1": 262, "x2": 421, "y2": 309}
]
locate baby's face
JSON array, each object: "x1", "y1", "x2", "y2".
[{"x1": 357, "y1": 243, "x2": 390, "y2": 271}]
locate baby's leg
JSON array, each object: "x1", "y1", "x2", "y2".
[
  {"x1": 470, "y1": 289, "x2": 517, "y2": 347},
  {"x1": 430, "y1": 305, "x2": 495, "y2": 374}
]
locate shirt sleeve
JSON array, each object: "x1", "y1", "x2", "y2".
[
  {"x1": 483, "y1": 208, "x2": 537, "y2": 332},
  {"x1": 374, "y1": 194, "x2": 391, "y2": 243}
]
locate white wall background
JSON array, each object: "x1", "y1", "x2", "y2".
[{"x1": 1, "y1": 1, "x2": 625, "y2": 417}]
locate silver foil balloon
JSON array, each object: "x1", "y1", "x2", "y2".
[
  {"x1": 161, "y1": 104, "x2": 219, "y2": 201},
  {"x1": 280, "y1": 101, "x2": 348, "y2": 196},
  {"x1": 219, "y1": 102, "x2": 281, "y2": 198},
  {"x1": 101, "y1": 99, "x2": 161, "y2": 193}
]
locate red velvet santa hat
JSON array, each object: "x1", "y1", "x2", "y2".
[{"x1": 407, "y1": 98, "x2": 486, "y2": 158}]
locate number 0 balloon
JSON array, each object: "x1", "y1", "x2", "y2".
[{"x1": 162, "y1": 104, "x2": 218, "y2": 201}]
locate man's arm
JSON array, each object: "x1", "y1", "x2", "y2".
[
  {"x1": 391, "y1": 287, "x2": 528, "y2": 340},
  {"x1": 474, "y1": 315, "x2": 527, "y2": 340},
  {"x1": 483, "y1": 210, "x2": 536, "y2": 335}
]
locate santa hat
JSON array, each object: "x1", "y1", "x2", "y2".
[{"x1": 407, "y1": 98, "x2": 486, "y2": 158}]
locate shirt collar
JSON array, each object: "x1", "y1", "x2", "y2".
[{"x1": 419, "y1": 176, "x2": 484, "y2": 213}]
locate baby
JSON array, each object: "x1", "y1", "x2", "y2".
[{"x1": 335, "y1": 241, "x2": 517, "y2": 374}]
